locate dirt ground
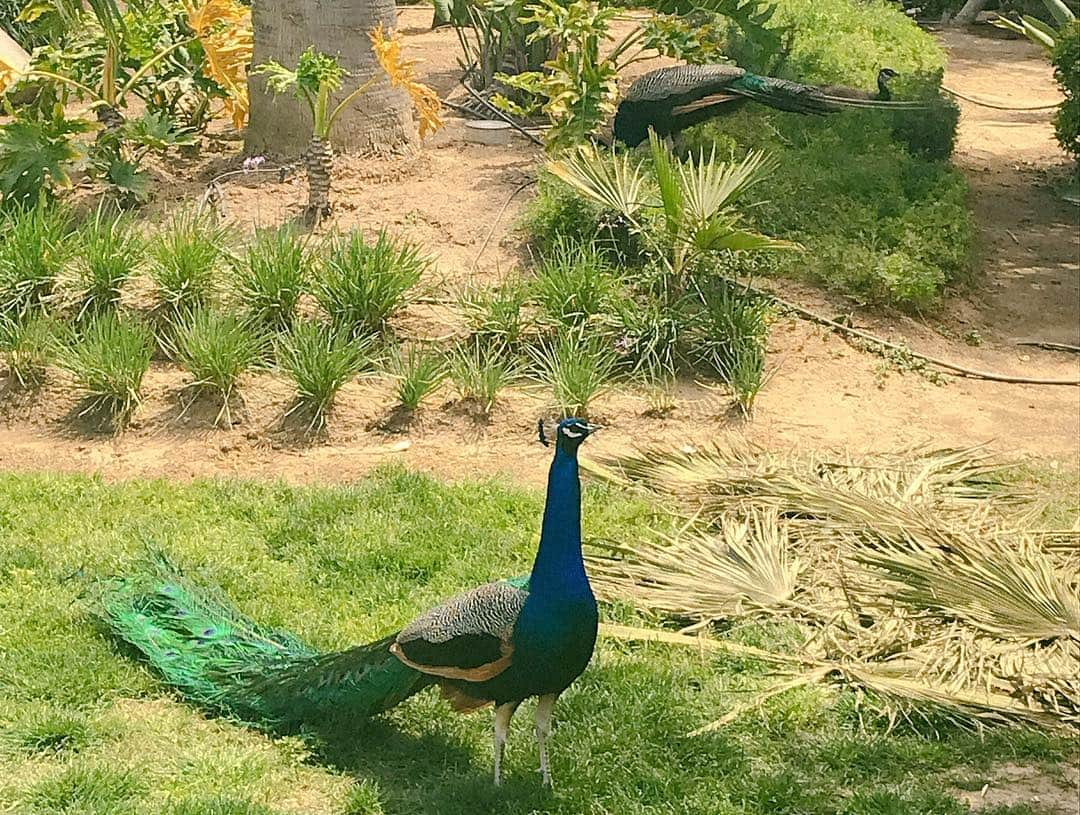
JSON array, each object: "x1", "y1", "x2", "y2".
[{"x1": 0, "y1": 14, "x2": 1077, "y2": 488}]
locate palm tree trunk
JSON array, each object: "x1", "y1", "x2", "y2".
[
  {"x1": 246, "y1": 0, "x2": 415, "y2": 157},
  {"x1": 305, "y1": 134, "x2": 333, "y2": 221}
]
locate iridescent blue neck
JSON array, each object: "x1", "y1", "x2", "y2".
[{"x1": 529, "y1": 443, "x2": 591, "y2": 599}]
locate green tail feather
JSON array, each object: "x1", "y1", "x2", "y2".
[{"x1": 99, "y1": 555, "x2": 531, "y2": 730}]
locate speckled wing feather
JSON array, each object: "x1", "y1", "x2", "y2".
[
  {"x1": 391, "y1": 581, "x2": 528, "y2": 681},
  {"x1": 623, "y1": 64, "x2": 747, "y2": 103}
]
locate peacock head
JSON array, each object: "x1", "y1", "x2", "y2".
[
  {"x1": 878, "y1": 67, "x2": 899, "y2": 85},
  {"x1": 538, "y1": 417, "x2": 600, "y2": 454}
]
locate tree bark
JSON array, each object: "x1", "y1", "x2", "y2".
[
  {"x1": 246, "y1": 0, "x2": 415, "y2": 157},
  {"x1": 953, "y1": 0, "x2": 991, "y2": 25}
]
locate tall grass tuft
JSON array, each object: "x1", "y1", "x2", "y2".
[
  {"x1": 531, "y1": 238, "x2": 621, "y2": 328},
  {"x1": 276, "y1": 322, "x2": 372, "y2": 431},
  {"x1": 529, "y1": 328, "x2": 617, "y2": 418},
  {"x1": 235, "y1": 225, "x2": 309, "y2": 332},
  {"x1": 0, "y1": 314, "x2": 58, "y2": 388},
  {"x1": 0, "y1": 198, "x2": 72, "y2": 319},
  {"x1": 313, "y1": 229, "x2": 427, "y2": 338},
  {"x1": 169, "y1": 310, "x2": 266, "y2": 427},
  {"x1": 448, "y1": 340, "x2": 520, "y2": 416},
  {"x1": 67, "y1": 204, "x2": 145, "y2": 318},
  {"x1": 457, "y1": 280, "x2": 530, "y2": 347},
  {"x1": 387, "y1": 345, "x2": 446, "y2": 411},
  {"x1": 58, "y1": 313, "x2": 155, "y2": 424},
  {"x1": 690, "y1": 280, "x2": 770, "y2": 416},
  {"x1": 149, "y1": 210, "x2": 232, "y2": 322}
]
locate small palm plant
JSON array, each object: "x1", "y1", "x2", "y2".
[
  {"x1": 386, "y1": 345, "x2": 446, "y2": 412},
  {"x1": 529, "y1": 328, "x2": 617, "y2": 419},
  {"x1": 57, "y1": 313, "x2": 155, "y2": 425},
  {"x1": 234, "y1": 226, "x2": 309, "y2": 332},
  {"x1": 254, "y1": 28, "x2": 443, "y2": 221},
  {"x1": 169, "y1": 309, "x2": 266, "y2": 427},
  {"x1": 547, "y1": 131, "x2": 791, "y2": 298},
  {"x1": 276, "y1": 322, "x2": 372, "y2": 431}
]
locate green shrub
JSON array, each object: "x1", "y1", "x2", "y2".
[
  {"x1": 0, "y1": 313, "x2": 58, "y2": 388},
  {"x1": 447, "y1": 339, "x2": 520, "y2": 414},
  {"x1": 26, "y1": 764, "x2": 144, "y2": 814},
  {"x1": 387, "y1": 345, "x2": 446, "y2": 411},
  {"x1": 235, "y1": 225, "x2": 309, "y2": 331},
  {"x1": 1053, "y1": 20, "x2": 1080, "y2": 161},
  {"x1": 67, "y1": 205, "x2": 145, "y2": 318},
  {"x1": 529, "y1": 328, "x2": 617, "y2": 418},
  {"x1": 687, "y1": 108, "x2": 973, "y2": 309},
  {"x1": 609, "y1": 291, "x2": 682, "y2": 381},
  {"x1": 727, "y1": 0, "x2": 947, "y2": 86},
  {"x1": 0, "y1": 198, "x2": 72, "y2": 319},
  {"x1": 149, "y1": 210, "x2": 232, "y2": 322},
  {"x1": 57, "y1": 312, "x2": 155, "y2": 424},
  {"x1": 314, "y1": 229, "x2": 427, "y2": 338},
  {"x1": 276, "y1": 322, "x2": 372, "y2": 431},
  {"x1": 169, "y1": 310, "x2": 266, "y2": 426}
]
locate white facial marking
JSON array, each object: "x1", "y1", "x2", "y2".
[{"x1": 561, "y1": 427, "x2": 584, "y2": 439}]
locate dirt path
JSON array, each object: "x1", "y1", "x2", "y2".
[{"x1": 0, "y1": 19, "x2": 1076, "y2": 486}]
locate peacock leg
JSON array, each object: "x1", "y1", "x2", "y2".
[
  {"x1": 535, "y1": 693, "x2": 557, "y2": 787},
  {"x1": 493, "y1": 701, "x2": 519, "y2": 786}
]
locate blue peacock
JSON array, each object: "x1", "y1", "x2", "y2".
[{"x1": 100, "y1": 417, "x2": 600, "y2": 787}]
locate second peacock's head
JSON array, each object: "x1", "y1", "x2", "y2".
[{"x1": 539, "y1": 417, "x2": 600, "y2": 453}]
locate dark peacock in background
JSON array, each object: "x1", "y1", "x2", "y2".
[
  {"x1": 100, "y1": 418, "x2": 600, "y2": 787},
  {"x1": 607, "y1": 63, "x2": 921, "y2": 147}
]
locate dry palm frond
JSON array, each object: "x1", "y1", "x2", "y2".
[
  {"x1": 369, "y1": 26, "x2": 443, "y2": 139},
  {"x1": 853, "y1": 534, "x2": 1080, "y2": 642},
  {"x1": 590, "y1": 509, "x2": 802, "y2": 622},
  {"x1": 185, "y1": 0, "x2": 253, "y2": 130},
  {"x1": 588, "y1": 442, "x2": 1079, "y2": 734}
]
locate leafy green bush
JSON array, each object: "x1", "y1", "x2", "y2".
[
  {"x1": 58, "y1": 313, "x2": 155, "y2": 423},
  {"x1": 457, "y1": 280, "x2": 531, "y2": 347},
  {"x1": 728, "y1": 0, "x2": 947, "y2": 86},
  {"x1": 314, "y1": 229, "x2": 427, "y2": 338},
  {"x1": 1053, "y1": 20, "x2": 1080, "y2": 161}
]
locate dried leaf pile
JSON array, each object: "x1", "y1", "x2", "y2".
[{"x1": 584, "y1": 444, "x2": 1079, "y2": 734}]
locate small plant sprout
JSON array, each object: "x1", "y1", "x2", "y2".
[
  {"x1": 448, "y1": 340, "x2": 520, "y2": 416},
  {"x1": 57, "y1": 313, "x2": 154, "y2": 426},
  {"x1": 235, "y1": 225, "x2": 309, "y2": 332},
  {"x1": 531, "y1": 238, "x2": 620, "y2": 328},
  {"x1": 276, "y1": 322, "x2": 372, "y2": 432},
  {"x1": 529, "y1": 328, "x2": 617, "y2": 419},
  {"x1": 0, "y1": 314, "x2": 58, "y2": 389},
  {"x1": 149, "y1": 209, "x2": 232, "y2": 324},
  {"x1": 254, "y1": 27, "x2": 442, "y2": 222},
  {"x1": 387, "y1": 345, "x2": 446, "y2": 412},
  {"x1": 169, "y1": 309, "x2": 266, "y2": 427},
  {"x1": 457, "y1": 280, "x2": 531, "y2": 347},
  {"x1": 314, "y1": 229, "x2": 427, "y2": 339}
]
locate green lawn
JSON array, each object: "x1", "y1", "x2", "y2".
[{"x1": 0, "y1": 469, "x2": 1074, "y2": 815}]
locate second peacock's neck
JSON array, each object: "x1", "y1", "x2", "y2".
[{"x1": 528, "y1": 445, "x2": 592, "y2": 600}]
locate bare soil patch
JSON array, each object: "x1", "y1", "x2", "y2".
[
  {"x1": 953, "y1": 762, "x2": 1080, "y2": 815},
  {"x1": 0, "y1": 16, "x2": 1077, "y2": 485}
]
